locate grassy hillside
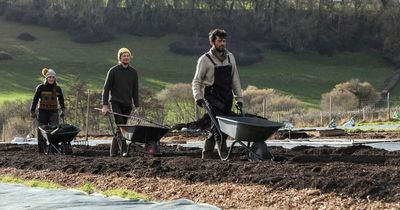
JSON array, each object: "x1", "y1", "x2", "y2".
[{"x1": 0, "y1": 18, "x2": 396, "y2": 106}]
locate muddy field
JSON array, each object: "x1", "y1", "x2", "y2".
[{"x1": 1, "y1": 142, "x2": 400, "y2": 209}]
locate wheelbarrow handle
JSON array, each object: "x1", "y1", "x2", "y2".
[
  {"x1": 202, "y1": 100, "x2": 230, "y2": 159},
  {"x1": 94, "y1": 108, "x2": 168, "y2": 129},
  {"x1": 202, "y1": 100, "x2": 224, "y2": 139}
]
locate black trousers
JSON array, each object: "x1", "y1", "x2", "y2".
[{"x1": 110, "y1": 102, "x2": 132, "y2": 156}]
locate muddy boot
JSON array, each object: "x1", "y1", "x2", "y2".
[
  {"x1": 202, "y1": 137, "x2": 215, "y2": 160},
  {"x1": 110, "y1": 137, "x2": 119, "y2": 157}
]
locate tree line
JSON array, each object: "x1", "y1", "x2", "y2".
[{"x1": 0, "y1": 0, "x2": 399, "y2": 64}]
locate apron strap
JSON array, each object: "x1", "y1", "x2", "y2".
[{"x1": 205, "y1": 54, "x2": 217, "y2": 66}]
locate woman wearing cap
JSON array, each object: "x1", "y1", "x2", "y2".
[
  {"x1": 30, "y1": 68, "x2": 65, "y2": 153},
  {"x1": 102, "y1": 47, "x2": 139, "y2": 157}
]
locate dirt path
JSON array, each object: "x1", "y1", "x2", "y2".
[{"x1": 1, "y1": 144, "x2": 400, "y2": 209}]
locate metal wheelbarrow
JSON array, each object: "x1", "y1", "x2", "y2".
[
  {"x1": 203, "y1": 101, "x2": 283, "y2": 161},
  {"x1": 119, "y1": 124, "x2": 169, "y2": 155},
  {"x1": 38, "y1": 123, "x2": 80, "y2": 155},
  {"x1": 96, "y1": 108, "x2": 169, "y2": 156}
]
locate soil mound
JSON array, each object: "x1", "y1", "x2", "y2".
[{"x1": 1, "y1": 143, "x2": 400, "y2": 202}]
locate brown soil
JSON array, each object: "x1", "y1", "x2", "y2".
[{"x1": 1, "y1": 143, "x2": 400, "y2": 209}]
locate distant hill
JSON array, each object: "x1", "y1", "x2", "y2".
[{"x1": 0, "y1": 18, "x2": 396, "y2": 106}]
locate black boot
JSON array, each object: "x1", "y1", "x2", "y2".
[
  {"x1": 110, "y1": 137, "x2": 119, "y2": 157},
  {"x1": 202, "y1": 137, "x2": 216, "y2": 160}
]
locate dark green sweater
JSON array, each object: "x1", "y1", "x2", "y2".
[{"x1": 102, "y1": 64, "x2": 139, "y2": 106}]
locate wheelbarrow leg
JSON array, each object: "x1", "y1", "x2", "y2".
[{"x1": 37, "y1": 127, "x2": 47, "y2": 153}]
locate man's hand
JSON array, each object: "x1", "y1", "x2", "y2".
[
  {"x1": 60, "y1": 108, "x2": 66, "y2": 118},
  {"x1": 101, "y1": 105, "x2": 109, "y2": 115},
  {"x1": 196, "y1": 99, "x2": 205, "y2": 108},
  {"x1": 235, "y1": 101, "x2": 243, "y2": 110},
  {"x1": 30, "y1": 111, "x2": 37, "y2": 119}
]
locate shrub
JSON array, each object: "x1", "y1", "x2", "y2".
[
  {"x1": 71, "y1": 25, "x2": 115, "y2": 44},
  {"x1": 47, "y1": 13, "x2": 69, "y2": 30},
  {"x1": 321, "y1": 90, "x2": 358, "y2": 111},
  {"x1": 0, "y1": 99, "x2": 34, "y2": 139},
  {"x1": 243, "y1": 86, "x2": 307, "y2": 119},
  {"x1": 17, "y1": 33, "x2": 36, "y2": 41},
  {"x1": 234, "y1": 52, "x2": 263, "y2": 66},
  {"x1": 0, "y1": 51, "x2": 12, "y2": 60},
  {"x1": 323, "y1": 79, "x2": 379, "y2": 109},
  {"x1": 135, "y1": 87, "x2": 165, "y2": 125},
  {"x1": 21, "y1": 12, "x2": 40, "y2": 24},
  {"x1": 157, "y1": 83, "x2": 195, "y2": 124},
  {"x1": 128, "y1": 24, "x2": 168, "y2": 37},
  {"x1": 169, "y1": 41, "x2": 207, "y2": 56},
  {"x1": 169, "y1": 38, "x2": 264, "y2": 66},
  {"x1": 4, "y1": 8, "x2": 25, "y2": 22},
  {"x1": 4, "y1": 117, "x2": 31, "y2": 139}
]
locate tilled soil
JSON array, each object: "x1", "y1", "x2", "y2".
[{"x1": 1, "y1": 143, "x2": 400, "y2": 209}]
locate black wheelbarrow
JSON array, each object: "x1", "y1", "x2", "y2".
[
  {"x1": 38, "y1": 123, "x2": 80, "y2": 155},
  {"x1": 119, "y1": 125, "x2": 169, "y2": 155},
  {"x1": 203, "y1": 101, "x2": 283, "y2": 161},
  {"x1": 96, "y1": 108, "x2": 169, "y2": 156}
]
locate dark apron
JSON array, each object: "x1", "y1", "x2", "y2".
[{"x1": 204, "y1": 53, "x2": 233, "y2": 114}]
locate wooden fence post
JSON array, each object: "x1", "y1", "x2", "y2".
[
  {"x1": 2, "y1": 125, "x2": 5, "y2": 142},
  {"x1": 320, "y1": 111, "x2": 323, "y2": 126},
  {"x1": 85, "y1": 90, "x2": 90, "y2": 141},
  {"x1": 387, "y1": 92, "x2": 391, "y2": 120},
  {"x1": 329, "y1": 94, "x2": 332, "y2": 122},
  {"x1": 262, "y1": 98, "x2": 266, "y2": 118},
  {"x1": 74, "y1": 91, "x2": 79, "y2": 125},
  {"x1": 362, "y1": 107, "x2": 366, "y2": 121}
]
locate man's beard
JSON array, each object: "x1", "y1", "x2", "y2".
[{"x1": 215, "y1": 46, "x2": 225, "y2": 52}]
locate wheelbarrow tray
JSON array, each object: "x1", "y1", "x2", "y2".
[
  {"x1": 118, "y1": 125, "x2": 169, "y2": 144},
  {"x1": 38, "y1": 124, "x2": 80, "y2": 144},
  {"x1": 216, "y1": 116, "x2": 283, "y2": 142}
]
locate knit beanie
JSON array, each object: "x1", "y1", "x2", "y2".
[
  {"x1": 117, "y1": 48, "x2": 132, "y2": 61},
  {"x1": 42, "y1": 68, "x2": 56, "y2": 78}
]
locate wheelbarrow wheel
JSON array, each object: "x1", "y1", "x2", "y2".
[
  {"x1": 146, "y1": 142, "x2": 160, "y2": 155},
  {"x1": 249, "y1": 141, "x2": 270, "y2": 161}
]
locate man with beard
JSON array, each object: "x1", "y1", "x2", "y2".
[
  {"x1": 192, "y1": 29, "x2": 243, "y2": 159},
  {"x1": 102, "y1": 48, "x2": 139, "y2": 157}
]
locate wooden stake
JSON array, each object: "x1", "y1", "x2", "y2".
[{"x1": 85, "y1": 90, "x2": 90, "y2": 141}]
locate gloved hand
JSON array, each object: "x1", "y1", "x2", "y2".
[
  {"x1": 101, "y1": 105, "x2": 110, "y2": 115},
  {"x1": 196, "y1": 99, "x2": 205, "y2": 108},
  {"x1": 60, "y1": 108, "x2": 66, "y2": 118},
  {"x1": 235, "y1": 101, "x2": 243, "y2": 110},
  {"x1": 30, "y1": 111, "x2": 37, "y2": 119}
]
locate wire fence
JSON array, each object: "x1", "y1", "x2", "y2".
[{"x1": 2, "y1": 90, "x2": 400, "y2": 141}]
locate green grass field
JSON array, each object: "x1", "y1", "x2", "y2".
[{"x1": 0, "y1": 17, "x2": 396, "y2": 106}]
